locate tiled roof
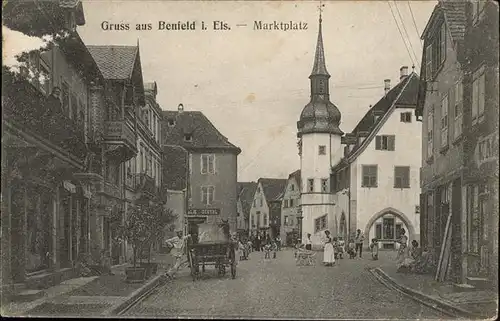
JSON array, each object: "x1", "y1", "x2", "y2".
[
  {"x1": 259, "y1": 178, "x2": 287, "y2": 203},
  {"x1": 440, "y1": 1, "x2": 467, "y2": 43},
  {"x1": 161, "y1": 145, "x2": 188, "y2": 191},
  {"x1": 347, "y1": 72, "x2": 420, "y2": 158},
  {"x1": 87, "y1": 45, "x2": 138, "y2": 80},
  {"x1": 288, "y1": 169, "x2": 301, "y2": 189},
  {"x1": 161, "y1": 111, "x2": 241, "y2": 153},
  {"x1": 422, "y1": 1, "x2": 466, "y2": 44},
  {"x1": 237, "y1": 182, "x2": 258, "y2": 218}
]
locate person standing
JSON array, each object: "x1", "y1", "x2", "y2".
[
  {"x1": 396, "y1": 228, "x2": 408, "y2": 266},
  {"x1": 255, "y1": 233, "x2": 261, "y2": 252},
  {"x1": 164, "y1": 230, "x2": 191, "y2": 279},
  {"x1": 355, "y1": 229, "x2": 365, "y2": 258},
  {"x1": 322, "y1": 230, "x2": 335, "y2": 266},
  {"x1": 305, "y1": 233, "x2": 312, "y2": 251}
]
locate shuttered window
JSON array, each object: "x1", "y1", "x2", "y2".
[
  {"x1": 394, "y1": 166, "x2": 410, "y2": 189},
  {"x1": 375, "y1": 135, "x2": 395, "y2": 151},
  {"x1": 362, "y1": 165, "x2": 378, "y2": 188},
  {"x1": 440, "y1": 93, "x2": 449, "y2": 148}
]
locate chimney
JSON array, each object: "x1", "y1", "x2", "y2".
[
  {"x1": 178, "y1": 103, "x2": 184, "y2": 113},
  {"x1": 384, "y1": 79, "x2": 391, "y2": 96},
  {"x1": 400, "y1": 66, "x2": 409, "y2": 81}
]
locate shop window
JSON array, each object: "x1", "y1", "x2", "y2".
[{"x1": 383, "y1": 217, "x2": 395, "y2": 240}]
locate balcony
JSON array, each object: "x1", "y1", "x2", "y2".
[
  {"x1": 3, "y1": 70, "x2": 87, "y2": 161},
  {"x1": 134, "y1": 173, "x2": 158, "y2": 198},
  {"x1": 103, "y1": 120, "x2": 137, "y2": 162}
]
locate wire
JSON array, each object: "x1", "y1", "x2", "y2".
[
  {"x1": 394, "y1": 1, "x2": 421, "y2": 70},
  {"x1": 387, "y1": 1, "x2": 417, "y2": 69},
  {"x1": 407, "y1": 1, "x2": 424, "y2": 48}
]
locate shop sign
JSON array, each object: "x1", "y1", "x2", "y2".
[{"x1": 187, "y1": 208, "x2": 220, "y2": 216}]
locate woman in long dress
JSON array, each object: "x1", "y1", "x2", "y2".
[
  {"x1": 396, "y1": 228, "x2": 409, "y2": 269},
  {"x1": 323, "y1": 230, "x2": 335, "y2": 266}
]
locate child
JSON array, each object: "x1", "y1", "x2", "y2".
[
  {"x1": 238, "y1": 240, "x2": 245, "y2": 261},
  {"x1": 347, "y1": 239, "x2": 356, "y2": 259},
  {"x1": 264, "y1": 243, "x2": 272, "y2": 259},
  {"x1": 370, "y1": 238, "x2": 379, "y2": 260}
]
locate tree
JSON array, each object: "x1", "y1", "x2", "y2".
[{"x1": 118, "y1": 200, "x2": 176, "y2": 267}]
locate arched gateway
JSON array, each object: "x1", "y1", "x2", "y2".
[{"x1": 363, "y1": 207, "x2": 416, "y2": 250}]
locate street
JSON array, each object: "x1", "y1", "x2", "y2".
[{"x1": 124, "y1": 250, "x2": 447, "y2": 319}]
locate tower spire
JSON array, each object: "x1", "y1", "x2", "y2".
[{"x1": 311, "y1": 1, "x2": 329, "y2": 77}]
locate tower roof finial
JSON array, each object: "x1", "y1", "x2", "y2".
[{"x1": 311, "y1": 0, "x2": 329, "y2": 77}]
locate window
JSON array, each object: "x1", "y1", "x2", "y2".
[
  {"x1": 283, "y1": 200, "x2": 288, "y2": 208},
  {"x1": 284, "y1": 216, "x2": 289, "y2": 226},
  {"x1": 314, "y1": 215, "x2": 328, "y2": 233},
  {"x1": 426, "y1": 23, "x2": 446, "y2": 80},
  {"x1": 168, "y1": 119, "x2": 176, "y2": 127},
  {"x1": 62, "y1": 82, "x2": 70, "y2": 115},
  {"x1": 477, "y1": 134, "x2": 496, "y2": 164},
  {"x1": 394, "y1": 166, "x2": 410, "y2": 188},
  {"x1": 307, "y1": 179, "x2": 314, "y2": 192},
  {"x1": 427, "y1": 108, "x2": 434, "y2": 159},
  {"x1": 375, "y1": 224, "x2": 382, "y2": 240},
  {"x1": 321, "y1": 178, "x2": 329, "y2": 193},
  {"x1": 290, "y1": 184, "x2": 295, "y2": 191},
  {"x1": 184, "y1": 133, "x2": 193, "y2": 142},
  {"x1": 289, "y1": 199, "x2": 294, "y2": 207},
  {"x1": 440, "y1": 93, "x2": 449, "y2": 148},
  {"x1": 454, "y1": 80, "x2": 463, "y2": 139},
  {"x1": 39, "y1": 59, "x2": 50, "y2": 95},
  {"x1": 256, "y1": 212, "x2": 261, "y2": 227},
  {"x1": 251, "y1": 215, "x2": 255, "y2": 228},
  {"x1": 263, "y1": 214, "x2": 268, "y2": 226},
  {"x1": 201, "y1": 154, "x2": 215, "y2": 174},
  {"x1": 468, "y1": 184, "x2": 480, "y2": 253},
  {"x1": 375, "y1": 135, "x2": 395, "y2": 151},
  {"x1": 253, "y1": 199, "x2": 256, "y2": 207},
  {"x1": 472, "y1": 66, "x2": 485, "y2": 125},
  {"x1": 318, "y1": 145, "x2": 326, "y2": 155},
  {"x1": 362, "y1": 165, "x2": 378, "y2": 188},
  {"x1": 400, "y1": 112, "x2": 412, "y2": 123},
  {"x1": 425, "y1": 45, "x2": 433, "y2": 81},
  {"x1": 201, "y1": 186, "x2": 215, "y2": 205},
  {"x1": 259, "y1": 198, "x2": 263, "y2": 207},
  {"x1": 383, "y1": 217, "x2": 395, "y2": 239}
]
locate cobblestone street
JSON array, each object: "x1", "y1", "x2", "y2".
[{"x1": 125, "y1": 250, "x2": 447, "y2": 319}]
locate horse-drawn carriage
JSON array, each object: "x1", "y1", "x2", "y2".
[{"x1": 187, "y1": 221, "x2": 237, "y2": 281}]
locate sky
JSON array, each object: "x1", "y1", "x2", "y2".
[{"x1": 76, "y1": 0, "x2": 437, "y2": 182}]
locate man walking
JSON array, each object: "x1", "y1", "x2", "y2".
[
  {"x1": 165, "y1": 230, "x2": 191, "y2": 279},
  {"x1": 355, "y1": 229, "x2": 365, "y2": 258}
]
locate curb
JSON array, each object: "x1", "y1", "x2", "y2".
[
  {"x1": 369, "y1": 268, "x2": 477, "y2": 319},
  {"x1": 101, "y1": 273, "x2": 167, "y2": 316}
]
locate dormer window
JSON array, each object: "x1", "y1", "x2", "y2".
[
  {"x1": 184, "y1": 133, "x2": 193, "y2": 142},
  {"x1": 168, "y1": 119, "x2": 176, "y2": 127},
  {"x1": 425, "y1": 22, "x2": 446, "y2": 81}
]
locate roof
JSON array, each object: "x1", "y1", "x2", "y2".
[
  {"x1": 161, "y1": 110, "x2": 241, "y2": 153},
  {"x1": 237, "y1": 182, "x2": 258, "y2": 218},
  {"x1": 258, "y1": 178, "x2": 287, "y2": 203},
  {"x1": 422, "y1": 1, "x2": 466, "y2": 43},
  {"x1": 288, "y1": 170, "x2": 301, "y2": 188},
  {"x1": 87, "y1": 45, "x2": 139, "y2": 80},
  {"x1": 310, "y1": 17, "x2": 329, "y2": 77},
  {"x1": 344, "y1": 72, "x2": 420, "y2": 162},
  {"x1": 161, "y1": 145, "x2": 188, "y2": 191}
]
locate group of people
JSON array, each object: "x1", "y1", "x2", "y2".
[
  {"x1": 395, "y1": 229, "x2": 436, "y2": 274},
  {"x1": 245, "y1": 232, "x2": 281, "y2": 260}
]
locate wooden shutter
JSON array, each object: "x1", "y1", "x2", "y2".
[
  {"x1": 425, "y1": 45, "x2": 433, "y2": 80},
  {"x1": 370, "y1": 165, "x2": 378, "y2": 187},
  {"x1": 388, "y1": 135, "x2": 395, "y2": 151},
  {"x1": 394, "y1": 167, "x2": 401, "y2": 188},
  {"x1": 403, "y1": 167, "x2": 410, "y2": 188},
  {"x1": 375, "y1": 136, "x2": 381, "y2": 150}
]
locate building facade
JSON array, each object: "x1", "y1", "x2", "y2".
[
  {"x1": 236, "y1": 182, "x2": 258, "y2": 237},
  {"x1": 333, "y1": 68, "x2": 421, "y2": 250},
  {"x1": 416, "y1": 0, "x2": 498, "y2": 287},
  {"x1": 280, "y1": 170, "x2": 301, "y2": 246},
  {"x1": 2, "y1": 0, "x2": 125, "y2": 291},
  {"x1": 461, "y1": 0, "x2": 498, "y2": 287},
  {"x1": 249, "y1": 178, "x2": 287, "y2": 238},
  {"x1": 161, "y1": 105, "x2": 241, "y2": 235},
  {"x1": 297, "y1": 14, "x2": 344, "y2": 247}
]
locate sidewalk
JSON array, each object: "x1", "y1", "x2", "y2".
[
  {"x1": 371, "y1": 252, "x2": 498, "y2": 319},
  {"x1": 3, "y1": 252, "x2": 174, "y2": 317}
]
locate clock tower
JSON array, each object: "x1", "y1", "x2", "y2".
[{"x1": 297, "y1": 10, "x2": 344, "y2": 247}]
